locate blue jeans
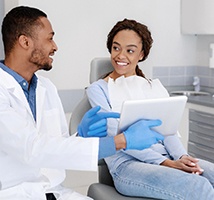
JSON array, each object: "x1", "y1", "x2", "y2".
[{"x1": 110, "y1": 159, "x2": 214, "y2": 200}]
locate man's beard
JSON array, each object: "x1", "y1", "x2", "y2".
[
  {"x1": 41, "y1": 63, "x2": 52, "y2": 71},
  {"x1": 29, "y1": 48, "x2": 52, "y2": 71}
]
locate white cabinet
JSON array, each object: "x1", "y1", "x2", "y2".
[{"x1": 181, "y1": 0, "x2": 214, "y2": 34}]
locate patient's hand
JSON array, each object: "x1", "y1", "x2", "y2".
[{"x1": 161, "y1": 155, "x2": 204, "y2": 174}]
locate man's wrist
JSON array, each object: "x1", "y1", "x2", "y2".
[{"x1": 114, "y1": 133, "x2": 126, "y2": 150}]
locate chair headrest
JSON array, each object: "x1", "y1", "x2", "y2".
[{"x1": 90, "y1": 57, "x2": 114, "y2": 83}]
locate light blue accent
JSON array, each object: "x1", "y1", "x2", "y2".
[
  {"x1": 153, "y1": 66, "x2": 214, "y2": 88},
  {"x1": 169, "y1": 66, "x2": 185, "y2": 76}
]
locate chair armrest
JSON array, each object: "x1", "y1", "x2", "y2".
[{"x1": 69, "y1": 93, "x2": 91, "y2": 135}]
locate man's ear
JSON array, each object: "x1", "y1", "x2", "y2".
[{"x1": 18, "y1": 35, "x2": 31, "y2": 49}]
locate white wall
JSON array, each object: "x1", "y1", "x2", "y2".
[{"x1": 3, "y1": 0, "x2": 213, "y2": 90}]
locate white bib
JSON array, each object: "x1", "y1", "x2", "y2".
[{"x1": 108, "y1": 75, "x2": 169, "y2": 113}]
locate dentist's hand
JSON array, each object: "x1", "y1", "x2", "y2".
[
  {"x1": 78, "y1": 106, "x2": 120, "y2": 137},
  {"x1": 124, "y1": 119, "x2": 164, "y2": 150}
]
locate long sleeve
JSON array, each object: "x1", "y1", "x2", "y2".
[
  {"x1": 123, "y1": 134, "x2": 188, "y2": 165},
  {"x1": 87, "y1": 80, "x2": 118, "y2": 136},
  {"x1": 123, "y1": 149, "x2": 167, "y2": 165},
  {"x1": 163, "y1": 134, "x2": 188, "y2": 160},
  {"x1": 98, "y1": 136, "x2": 116, "y2": 160}
]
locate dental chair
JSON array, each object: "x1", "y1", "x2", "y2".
[{"x1": 69, "y1": 57, "x2": 158, "y2": 200}]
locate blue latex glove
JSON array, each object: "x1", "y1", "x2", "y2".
[
  {"x1": 124, "y1": 119, "x2": 164, "y2": 150},
  {"x1": 78, "y1": 106, "x2": 120, "y2": 137}
]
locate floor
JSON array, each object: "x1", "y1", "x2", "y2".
[{"x1": 62, "y1": 170, "x2": 98, "y2": 195}]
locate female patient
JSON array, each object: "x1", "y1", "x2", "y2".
[{"x1": 86, "y1": 19, "x2": 214, "y2": 199}]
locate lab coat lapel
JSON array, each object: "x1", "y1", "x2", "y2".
[
  {"x1": 0, "y1": 69, "x2": 34, "y2": 121},
  {"x1": 36, "y1": 79, "x2": 46, "y2": 130}
]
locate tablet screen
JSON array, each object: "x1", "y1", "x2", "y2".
[{"x1": 118, "y1": 96, "x2": 187, "y2": 136}]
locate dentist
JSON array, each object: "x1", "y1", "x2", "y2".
[{"x1": 0, "y1": 6, "x2": 163, "y2": 200}]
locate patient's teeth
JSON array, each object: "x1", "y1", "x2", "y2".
[{"x1": 117, "y1": 62, "x2": 127, "y2": 66}]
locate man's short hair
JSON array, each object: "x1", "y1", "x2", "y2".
[{"x1": 1, "y1": 6, "x2": 47, "y2": 56}]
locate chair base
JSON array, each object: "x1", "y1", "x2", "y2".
[{"x1": 87, "y1": 183, "x2": 158, "y2": 200}]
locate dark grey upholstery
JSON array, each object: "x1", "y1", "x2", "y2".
[
  {"x1": 97, "y1": 159, "x2": 114, "y2": 187},
  {"x1": 87, "y1": 184, "x2": 155, "y2": 200},
  {"x1": 69, "y1": 57, "x2": 159, "y2": 200}
]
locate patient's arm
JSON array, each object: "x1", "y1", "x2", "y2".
[{"x1": 163, "y1": 134, "x2": 188, "y2": 160}]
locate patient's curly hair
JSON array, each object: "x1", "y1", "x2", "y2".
[{"x1": 106, "y1": 19, "x2": 153, "y2": 79}]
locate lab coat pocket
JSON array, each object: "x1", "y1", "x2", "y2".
[
  {"x1": 20, "y1": 182, "x2": 47, "y2": 200},
  {"x1": 43, "y1": 108, "x2": 61, "y2": 137},
  {"x1": 0, "y1": 182, "x2": 46, "y2": 200},
  {"x1": 0, "y1": 185, "x2": 23, "y2": 200}
]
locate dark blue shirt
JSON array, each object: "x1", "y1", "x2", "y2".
[{"x1": 0, "y1": 61, "x2": 38, "y2": 121}]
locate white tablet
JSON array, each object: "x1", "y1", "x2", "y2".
[{"x1": 118, "y1": 96, "x2": 187, "y2": 136}]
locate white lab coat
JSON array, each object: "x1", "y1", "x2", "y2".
[{"x1": 0, "y1": 68, "x2": 98, "y2": 200}]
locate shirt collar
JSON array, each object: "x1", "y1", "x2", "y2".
[{"x1": 0, "y1": 60, "x2": 38, "y2": 89}]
